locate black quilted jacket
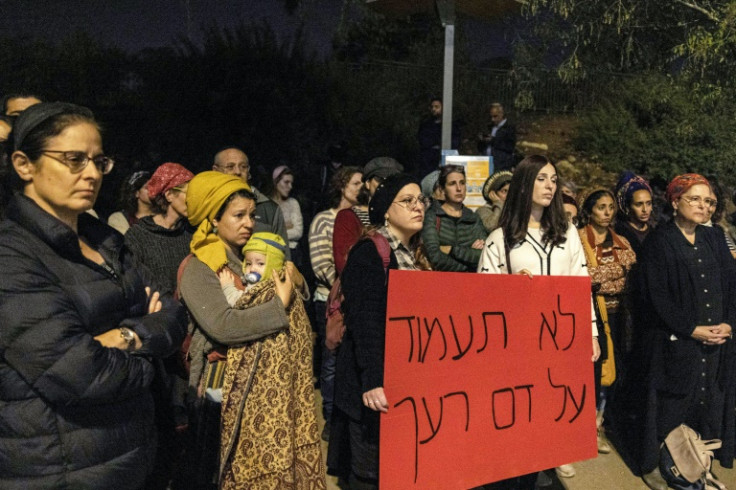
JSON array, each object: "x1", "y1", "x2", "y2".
[{"x1": 0, "y1": 195, "x2": 187, "y2": 489}]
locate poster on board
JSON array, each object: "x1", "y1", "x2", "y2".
[
  {"x1": 444, "y1": 155, "x2": 492, "y2": 210},
  {"x1": 379, "y1": 271, "x2": 596, "y2": 490}
]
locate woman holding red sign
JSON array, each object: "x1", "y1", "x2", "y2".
[
  {"x1": 328, "y1": 173, "x2": 432, "y2": 489},
  {"x1": 477, "y1": 154, "x2": 600, "y2": 487}
]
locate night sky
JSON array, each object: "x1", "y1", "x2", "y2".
[
  {"x1": 0, "y1": 0, "x2": 511, "y2": 61},
  {"x1": 0, "y1": 0, "x2": 342, "y2": 54}
]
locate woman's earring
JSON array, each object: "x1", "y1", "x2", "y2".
[
  {"x1": 384, "y1": 215, "x2": 390, "y2": 227},
  {"x1": 211, "y1": 221, "x2": 218, "y2": 235}
]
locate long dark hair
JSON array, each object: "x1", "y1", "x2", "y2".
[{"x1": 499, "y1": 155, "x2": 568, "y2": 249}]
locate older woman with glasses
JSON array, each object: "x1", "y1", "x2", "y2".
[
  {"x1": 0, "y1": 102, "x2": 187, "y2": 489},
  {"x1": 637, "y1": 174, "x2": 736, "y2": 490},
  {"x1": 422, "y1": 164, "x2": 487, "y2": 271}
]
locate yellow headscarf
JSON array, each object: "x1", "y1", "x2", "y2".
[
  {"x1": 186, "y1": 171, "x2": 252, "y2": 272},
  {"x1": 242, "y1": 232, "x2": 287, "y2": 281}
]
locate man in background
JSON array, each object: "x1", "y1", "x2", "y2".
[
  {"x1": 478, "y1": 102, "x2": 516, "y2": 170},
  {"x1": 213, "y1": 146, "x2": 290, "y2": 259}
]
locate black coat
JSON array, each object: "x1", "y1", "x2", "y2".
[
  {"x1": 478, "y1": 122, "x2": 516, "y2": 170},
  {"x1": 638, "y1": 221, "x2": 736, "y2": 470},
  {"x1": 0, "y1": 195, "x2": 188, "y2": 489},
  {"x1": 334, "y1": 239, "x2": 398, "y2": 423}
]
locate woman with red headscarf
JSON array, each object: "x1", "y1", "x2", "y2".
[{"x1": 637, "y1": 174, "x2": 736, "y2": 490}]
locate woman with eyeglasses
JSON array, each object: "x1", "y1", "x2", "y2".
[
  {"x1": 422, "y1": 164, "x2": 487, "y2": 272},
  {"x1": 637, "y1": 174, "x2": 735, "y2": 490},
  {"x1": 0, "y1": 102, "x2": 187, "y2": 489},
  {"x1": 477, "y1": 155, "x2": 600, "y2": 487},
  {"x1": 328, "y1": 173, "x2": 431, "y2": 489}
]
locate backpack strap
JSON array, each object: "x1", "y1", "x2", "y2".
[
  {"x1": 175, "y1": 253, "x2": 195, "y2": 302},
  {"x1": 369, "y1": 233, "x2": 392, "y2": 272}
]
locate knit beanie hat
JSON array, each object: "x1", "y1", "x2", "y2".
[
  {"x1": 369, "y1": 173, "x2": 419, "y2": 225},
  {"x1": 242, "y1": 232, "x2": 287, "y2": 281},
  {"x1": 147, "y1": 162, "x2": 194, "y2": 199},
  {"x1": 186, "y1": 170, "x2": 252, "y2": 272},
  {"x1": 482, "y1": 170, "x2": 513, "y2": 203}
]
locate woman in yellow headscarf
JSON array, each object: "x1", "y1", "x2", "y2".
[{"x1": 178, "y1": 171, "x2": 324, "y2": 489}]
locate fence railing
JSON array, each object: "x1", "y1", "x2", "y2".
[{"x1": 334, "y1": 60, "x2": 626, "y2": 113}]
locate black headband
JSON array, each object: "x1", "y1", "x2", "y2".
[{"x1": 13, "y1": 102, "x2": 93, "y2": 151}]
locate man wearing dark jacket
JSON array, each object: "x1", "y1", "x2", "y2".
[{"x1": 478, "y1": 102, "x2": 516, "y2": 171}]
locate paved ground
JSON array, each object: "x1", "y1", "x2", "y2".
[{"x1": 314, "y1": 390, "x2": 735, "y2": 489}]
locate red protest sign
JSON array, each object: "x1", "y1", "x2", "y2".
[{"x1": 380, "y1": 270, "x2": 597, "y2": 490}]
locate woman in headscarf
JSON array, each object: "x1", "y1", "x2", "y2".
[
  {"x1": 614, "y1": 171, "x2": 653, "y2": 256},
  {"x1": 0, "y1": 102, "x2": 187, "y2": 489},
  {"x1": 178, "y1": 171, "x2": 322, "y2": 489},
  {"x1": 125, "y1": 162, "x2": 194, "y2": 292},
  {"x1": 328, "y1": 173, "x2": 432, "y2": 489},
  {"x1": 637, "y1": 174, "x2": 735, "y2": 490},
  {"x1": 122, "y1": 162, "x2": 195, "y2": 489}
]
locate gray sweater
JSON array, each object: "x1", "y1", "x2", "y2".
[{"x1": 179, "y1": 250, "x2": 290, "y2": 390}]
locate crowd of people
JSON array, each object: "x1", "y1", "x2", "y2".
[{"x1": 0, "y1": 96, "x2": 734, "y2": 490}]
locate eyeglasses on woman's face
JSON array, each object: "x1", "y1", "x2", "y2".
[
  {"x1": 680, "y1": 195, "x2": 716, "y2": 208},
  {"x1": 393, "y1": 194, "x2": 431, "y2": 210},
  {"x1": 42, "y1": 150, "x2": 114, "y2": 175}
]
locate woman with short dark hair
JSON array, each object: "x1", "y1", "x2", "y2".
[{"x1": 0, "y1": 102, "x2": 187, "y2": 489}]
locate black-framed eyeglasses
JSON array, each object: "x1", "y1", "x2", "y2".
[
  {"x1": 393, "y1": 195, "x2": 431, "y2": 210},
  {"x1": 42, "y1": 150, "x2": 114, "y2": 175}
]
